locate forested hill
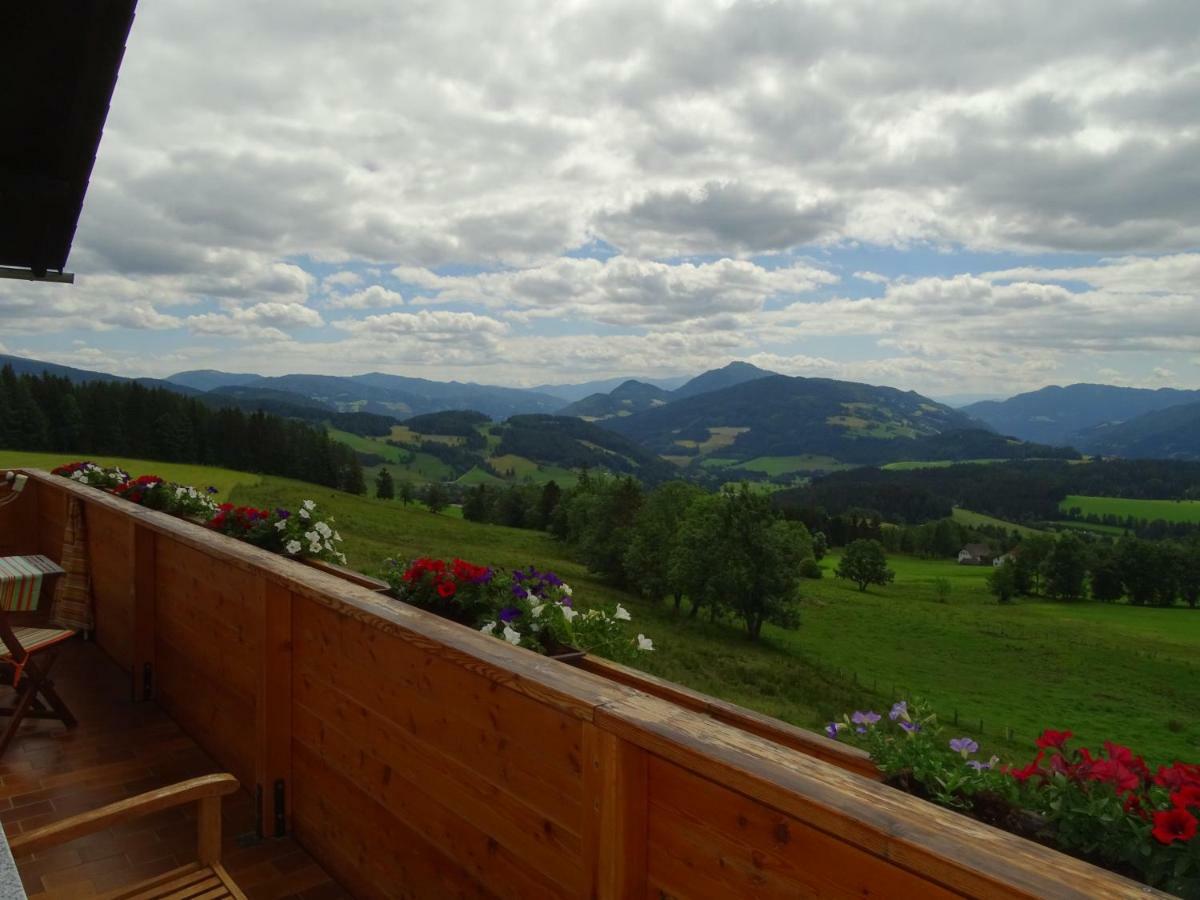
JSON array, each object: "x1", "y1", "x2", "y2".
[
  {"x1": 604, "y1": 374, "x2": 996, "y2": 464},
  {"x1": 964, "y1": 384, "x2": 1200, "y2": 446},
  {"x1": 1073, "y1": 401, "x2": 1200, "y2": 461},
  {"x1": 0, "y1": 365, "x2": 365, "y2": 492},
  {"x1": 495, "y1": 415, "x2": 677, "y2": 484},
  {"x1": 773, "y1": 458, "x2": 1200, "y2": 526}
]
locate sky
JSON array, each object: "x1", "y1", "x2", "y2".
[{"x1": 3, "y1": 0, "x2": 1199, "y2": 397}]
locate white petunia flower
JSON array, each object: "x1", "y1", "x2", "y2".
[
  {"x1": 298, "y1": 508, "x2": 310, "y2": 520},
  {"x1": 303, "y1": 500, "x2": 316, "y2": 511},
  {"x1": 530, "y1": 604, "x2": 545, "y2": 619},
  {"x1": 274, "y1": 520, "x2": 287, "y2": 531},
  {"x1": 614, "y1": 604, "x2": 631, "y2": 621},
  {"x1": 305, "y1": 530, "x2": 319, "y2": 543},
  {"x1": 315, "y1": 521, "x2": 332, "y2": 538},
  {"x1": 561, "y1": 584, "x2": 572, "y2": 597},
  {"x1": 561, "y1": 606, "x2": 578, "y2": 622},
  {"x1": 502, "y1": 625, "x2": 521, "y2": 645},
  {"x1": 285, "y1": 540, "x2": 302, "y2": 555},
  {"x1": 636, "y1": 634, "x2": 654, "y2": 652},
  {"x1": 480, "y1": 622, "x2": 496, "y2": 635},
  {"x1": 309, "y1": 542, "x2": 322, "y2": 555},
  {"x1": 333, "y1": 531, "x2": 342, "y2": 542}
]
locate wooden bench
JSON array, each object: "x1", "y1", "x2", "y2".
[{"x1": 10, "y1": 773, "x2": 246, "y2": 899}]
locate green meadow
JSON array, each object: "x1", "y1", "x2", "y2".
[
  {"x1": 0, "y1": 451, "x2": 256, "y2": 499},
  {"x1": 6, "y1": 453, "x2": 1199, "y2": 764},
  {"x1": 1060, "y1": 494, "x2": 1200, "y2": 524}
]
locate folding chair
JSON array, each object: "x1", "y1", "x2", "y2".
[
  {"x1": 10, "y1": 773, "x2": 247, "y2": 899},
  {"x1": 0, "y1": 554, "x2": 77, "y2": 756}
]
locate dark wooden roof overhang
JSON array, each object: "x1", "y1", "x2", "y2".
[{"x1": 0, "y1": 1, "x2": 137, "y2": 284}]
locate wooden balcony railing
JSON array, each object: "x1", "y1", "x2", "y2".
[{"x1": 1, "y1": 470, "x2": 1165, "y2": 899}]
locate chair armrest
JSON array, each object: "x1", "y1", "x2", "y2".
[{"x1": 9, "y1": 773, "x2": 239, "y2": 857}]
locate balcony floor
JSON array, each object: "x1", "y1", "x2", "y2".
[{"x1": 1, "y1": 640, "x2": 348, "y2": 899}]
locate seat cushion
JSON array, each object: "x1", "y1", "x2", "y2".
[{"x1": 0, "y1": 626, "x2": 75, "y2": 659}]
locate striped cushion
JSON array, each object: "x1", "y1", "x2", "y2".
[
  {"x1": 0, "y1": 627, "x2": 75, "y2": 660},
  {"x1": 0, "y1": 556, "x2": 65, "y2": 612}
]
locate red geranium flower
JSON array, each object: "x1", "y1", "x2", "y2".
[
  {"x1": 1151, "y1": 807, "x2": 1197, "y2": 845},
  {"x1": 1035, "y1": 729, "x2": 1073, "y2": 750},
  {"x1": 1173, "y1": 785, "x2": 1200, "y2": 811},
  {"x1": 1156, "y1": 762, "x2": 1200, "y2": 791},
  {"x1": 1088, "y1": 758, "x2": 1141, "y2": 795},
  {"x1": 1008, "y1": 753, "x2": 1045, "y2": 783}
]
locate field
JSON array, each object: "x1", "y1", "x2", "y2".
[
  {"x1": 883, "y1": 458, "x2": 1005, "y2": 471},
  {"x1": 0, "y1": 451, "x2": 257, "y2": 499},
  {"x1": 951, "y1": 507, "x2": 1045, "y2": 538},
  {"x1": 7, "y1": 453, "x2": 1199, "y2": 765},
  {"x1": 1060, "y1": 494, "x2": 1200, "y2": 524}
]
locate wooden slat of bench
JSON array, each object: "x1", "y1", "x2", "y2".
[{"x1": 98, "y1": 861, "x2": 240, "y2": 900}]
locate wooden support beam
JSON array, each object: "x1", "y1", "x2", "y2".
[
  {"x1": 256, "y1": 579, "x2": 293, "y2": 837},
  {"x1": 131, "y1": 523, "x2": 156, "y2": 701},
  {"x1": 583, "y1": 724, "x2": 648, "y2": 900}
]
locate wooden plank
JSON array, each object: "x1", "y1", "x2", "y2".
[
  {"x1": 17, "y1": 470, "x2": 630, "y2": 723},
  {"x1": 579, "y1": 656, "x2": 880, "y2": 781},
  {"x1": 291, "y1": 741, "x2": 499, "y2": 900},
  {"x1": 292, "y1": 703, "x2": 570, "y2": 899},
  {"x1": 581, "y1": 725, "x2": 646, "y2": 900},
  {"x1": 647, "y1": 755, "x2": 956, "y2": 900},
  {"x1": 255, "y1": 580, "x2": 292, "y2": 837},
  {"x1": 87, "y1": 503, "x2": 134, "y2": 669},
  {"x1": 597, "y1": 697, "x2": 1161, "y2": 900},
  {"x1": 292, "y1": 666, "x2": 583, "y2": 875},
  {"x1": 292, "y1": 599, "x2": 585, "y2": 826},
  {"x1": 131, "y1": 524, "x2": 155, "y2": 699}
]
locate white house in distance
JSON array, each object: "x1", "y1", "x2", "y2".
[{"x1": 957, "y1": 543, "x2": 995, "y2": 565}]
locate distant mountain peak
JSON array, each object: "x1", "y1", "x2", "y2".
[{"x1": 671, "y1": 361, "x2": 778, "y2": 400}]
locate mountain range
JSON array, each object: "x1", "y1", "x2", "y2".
[
  {"x1": 964, "y1": 384, "x2": 1200, "y2": 460},
  {"x1": 4, "y1": 353, "x2": 1198, "y2": 467}
]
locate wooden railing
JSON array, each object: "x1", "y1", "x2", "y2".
[{"x1": 3, "y1": 470, "x2": 1164, "y2": 899}]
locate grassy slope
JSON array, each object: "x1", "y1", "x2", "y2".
[
  {"x1": 1060, "y1": 494, "x2": 1200, "y2": 524},
  {"x1": 952, "y1": 507, "x2": 1045, "y2": 538},
  {"x1": 9, "y1": 453, "x2": 1197, "y2": 763},
  {"x1": 0, "y1": 451, "x2": 257, "y2": 499}
]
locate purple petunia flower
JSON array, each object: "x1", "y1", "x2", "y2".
[
  {"x1": 855, "y1": 725, "x2": 867, "y2": 734},
  {"x1": 966, "y1": 760, "x2": 991, "y2": 771},
  {"x1": 851, "y1": 711, "x2": 881, "y2": 726},
  {"x1": 276, "y1": 508, "x2": 290, "y2": 519},
  {"x1": 499, "y1": 606, "x2": 521, "y2": 623},
  {"x1": 949, "y1": 737, "x2": 979, "y2": 755},
  {"x1": 825, "y1": 722, "x2": 840, "y2": 739},
  {"x1": 889, "y1": 701, "x2": 908, "y2": 721},
  {"x1": 900, "y1": 721, "x2": 921, "y2": 733},
  {"x1": 206, "y1": 486, "x2": 219, "y2": 494}
]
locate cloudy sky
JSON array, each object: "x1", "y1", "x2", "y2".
[{"x1": 4, "y1": 0, "x2": 1199, "y2": 398}]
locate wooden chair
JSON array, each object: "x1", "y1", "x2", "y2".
[
  {"x1": 10, "y1": 773, "x2": 247, "y2": 899},
  {"x1": 0, "y1": 554, "x2": 77, "y2": 755}
]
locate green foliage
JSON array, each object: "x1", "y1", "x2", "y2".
[
  {"x1": 375, "y1": 467, "x2": 395, "y2": 500},
  {"x1": 423, "y1": 482, "x2": 448, "y2": 514},
  {"x1": 836, "y1": 539, "x2": 895, "y2": 592},
  {"x1": 1043, "y1": 533, "x2": 1089, "y2": 600},
  {"x1": 622, "y1": 481, "x2": 705, "y2": 609},
  {"x1": 398, "y1": 480, "x2": 414, "y2": 505},
  {"x1": 987, "y1": 561, "x2": 1017, "y2": 603},
  {"x1": 0, "y1": 365, "x2": 364, "y2": 492}
]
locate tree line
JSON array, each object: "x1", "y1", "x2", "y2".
[
  {"x1": 0, "y1": 365, "x2": 365, "y2": 493},
  {"x1": 987, "y1": 532, "x2": 1200, "y2": 607},
  {"x1": 463, "y1": 475, "x2": 816, "y2": 640}
]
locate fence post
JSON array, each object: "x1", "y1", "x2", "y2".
[{"x1": 583, "y1": 725, "x2": 648, "y2": 899}]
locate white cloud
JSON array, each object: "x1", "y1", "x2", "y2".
[
  {"x1": 327, "y1": 285, "x2": 404, "y2": 310},
  {"x1": 394, "y1": 256, "x2": 838, "y2": 327}
]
